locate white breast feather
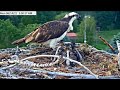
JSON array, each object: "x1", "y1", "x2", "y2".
[
  {"x1": 49, "y1": 31, "x2": 68, "y2": 49},
  {"x1": 43, "y1": 16, "x2": 76, "y2": 49},
  {"x1": 49, "y1": 21, "x2": 74, "y2": 49}
]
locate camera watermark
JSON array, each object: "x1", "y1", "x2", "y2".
[{"x1": 0, "y1": 11, "x2": 37, "y2": 15}]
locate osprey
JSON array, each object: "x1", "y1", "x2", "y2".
[{"x1": 12, "y1": 12, "x2": 80, "y2": 49}]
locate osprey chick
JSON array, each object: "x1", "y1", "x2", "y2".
[{"x1": 12, "y1": 12, "x2": 80, "y2": 49}]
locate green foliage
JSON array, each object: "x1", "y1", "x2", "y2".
[
  {"x1": 0, "y1": 11, "x2": 120, "y2": 49},
  {"x1": 107, "y1": 32, "x2": 120, "y2": 53},
  {"x1": 0, "y1": 19, "x2": 20, "y2": 48},
  {"x1": 37, "y1": 11, "x2": 60, "y2": 24},
  {"x1": 94, "y1": 11, "x2": 117, "y2": 30},
  {"x1": 20, "y1": 23, "x2": 40, "y2": 37},
  {"x1": 0, "y1": 18, "x2": 40, "y2": 49},
  {"x1": 55, "y1": 12, "x2": 68, "y2": 20},
  {"x1": 94, "y1": 29, "x2": 120, "y2": 50},
  {"x1": 0, "y1": 11, "x2": 120, "y2": 30},
  {"x1": 77, "y1": 16, "x2": 96, "y2": 45},
  {"x1": 21, "y1": 16, "x2": 38, "y2": 25}
]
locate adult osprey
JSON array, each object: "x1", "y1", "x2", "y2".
[{"x1": 12, "y1": 12, "x2": 80, "y2": 49}]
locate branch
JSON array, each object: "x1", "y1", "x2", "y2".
[
  {"x1": 20, "y1": 55, "x2": 59, "y2": 62},
  {"x1": 99, "y1": 36, "x2": 115, "y2": 53},
  {"x1": 0, "y1": 69, "x2": 9, "y2": 77},
  {"x1": 12, "y1": 68, "x2": 120, "y2": 79},
  {"x1": 0, "y1": 54, "x2": 98, "y2": 79},
  {"x1": 0, "y1": 63, "x2": 17, "y2": 70},
  {"x1": 11, "y1": 68, "x2": 96, "y2": 78},
  {"x1": 17, "y1": 54, "x2": 98, "y2": 79},
  {"x1": 62, "y1": 56, "x2": 99, "y2": 79},
  {"x1": 70, "y1": 75, "x2": 120, "y2": 79},
  {"x1": 53, "y1": 46, "x2": 61, "y2": 61},
  {"x1": 66, "y1": 50, "x2": 70, "y2": 66},
  {"x1": 116, "y1": 40, "x2": 120, "y2": 70},
  {"x1": 75, "y1": 48, "x2": 83, "y2": 61}
]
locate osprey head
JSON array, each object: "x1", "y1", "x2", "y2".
[{"x1": 64, "y1": 12, "x2": 81, "y2": 19}]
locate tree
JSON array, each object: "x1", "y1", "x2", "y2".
[
  {"x1": 20, "y1": 23, "x2": 40, "y2": 37},
  {"x1": 37, "y1": 11, "x2": 60, "y2": 24},
  {"x1": 21, "y1": 16, "x2": 38, "y2": 25},
  {"x1": 107, "y1": 32, "x2": 120, "y2": 54},
  {"x1": 94, "y1": 11, "x2": 117, "y2": 30},
  {"x1": 77, "y1": 16, "x2": 96, "y2": 46},
  {"x1": 55, "y1": 12, "x2": 68, "y2": 20},
  {"x1": 0, "y1": 19, "x2": 20, "y2": 48}
]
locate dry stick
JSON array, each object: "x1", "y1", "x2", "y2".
[
  {"x1": 0, "y1": 55, "x2": 59, "y2": 69},
  {"x1": 53, "y1": 46, "x2": 61, "y2": 61},
  {"x1": 0, "y1": 55, "x2": 20, "y2": 70},
  {"x1": 17, "y1": 54, "x2": 98, "y2": 79},
  {"x1": 66, "y1": 50, "x2": 70, "y2": 66},
  {"x1": 0, "y1": 63, "x2": 17, "y2": 70},
  {"x1": 62, "y1": 56, "x2": 99, "y2": 79},
  {"x1": 0, "y1": 67, "x2": 24, "y2": 78},
  {"x1": 16, "y1": 68, "x2": 120, "y2": 79},
  {"x1": 75, "y1": 48, "x2": 83, "y2": 61},
  {"x1": 116, "y1": 40, "x2": 120, "y2": 69},
  {"x1": 0, "y1": 61, "x2": 8, "y2": 65},
  {"x1": 99, "y1": 36, "x2": 115, "y2": 53},
  {"x1": 0, "y1": 76, "x2": 32, "y2": 79},
  {"x1": 20, "y1": 55, "x2": 59, "y2": 61},
  {"x1": 9, "y1": 68, "x2": 120, "y2": 79},
  {"x1": 13, "y1": 68, "x2": 91, "y2": 78},
  {"x1": 0, "y1": 69, "x2": 9, "y2": 77},
  {"x1": 90, "y1": 49, "x2": 117, "y2": 56},
  {"x1": 0, "y1": 54, "x2": 98, "y2": 78},
  {"x1": 15, "y1": 55, "x2": 60, "y2": 68}
]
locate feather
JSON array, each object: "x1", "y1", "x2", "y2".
[
  {"x1": 11, "y1": 12, "x2": 80, "y2": 48},
  {"x1": 25, "y1": 36, "x2": 34, "y2": 43},
  {"x1": 12, "y1": 38, "x2": 26, "y2": 45}
]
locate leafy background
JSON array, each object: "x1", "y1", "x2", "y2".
[{"x1": 0, "y1": 11, "x2": 120, "y2": 53}]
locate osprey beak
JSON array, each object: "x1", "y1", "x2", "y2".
[{"x1": 77, "y1": 14, "x2": 81, "y2": 19}]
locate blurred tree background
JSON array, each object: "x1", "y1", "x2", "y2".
[{"x1": 0, "y1": 11, "x2": 120, "y2": 52}]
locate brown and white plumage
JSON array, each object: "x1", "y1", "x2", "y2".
[{"x1": 12, "y1": 12, "x2": 80, "y2": 49}]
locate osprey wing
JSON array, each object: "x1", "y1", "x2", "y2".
[
  {"x1": 12, "y1": 27, "x2": 40, "y2": 44},
  {"x1": 33, "y1": 21, "x2": 69, "y2": 43},
  {"x1": 12, "y1": 21, "x2": 69, "y2": 45}
]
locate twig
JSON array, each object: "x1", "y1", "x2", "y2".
[
  {"x1": 0, "y1": 69, "x2": 21, "y2": 78},
  {"x1": 99, "y1": 36, "x2": 115, "y2": 53},
  {"x1": 0, "y1": 76, "x2": 33, "y2": 79},
  {"x1": 75, "y1": 48, "x2": 83, "y2": 61},
  {"x1": 17, "y1": 54, "x2": 98, "y2": 79},
  {"x1": 12, "y1": 68, "x2": 120, "y2": 79},
  {"x1": 18, "y1": 55, "x2": 60, "y2": 67},
  {"x1": 0, "y1": 53, "x2": 98, "y2": 79},
  {"x1": 70, "y1": 75, "x2": 120, "y2": 79},
  {"x1": 66, "y1": 50, "x2": 70, "y2": 66},
  {"x1": 116, "y1": 40, "x2": 120, "y2": 70},
  {"x1": 20, "y1": 55, "x2": 59, "y2": 62},
  {"x1": 62, "y1": 56, "x2": 99, "y2": 79},
  {"x1": 0, "y1": 61, "x2": 8, "y2": 65},
  {"x1": 53, "y1": 46, "x2": 61, "y2": 61},
  {"x1": 11, "y1": 68, "x2": 95, "y2": 78},
  {"x1": 0, "y1": 63, "x2": 17, "y2": 70},
  {"x1": 0, "y1": 69, "x2": 9, "y2": 77}
]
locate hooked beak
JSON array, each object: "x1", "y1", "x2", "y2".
[{"x1": 77, "y1": 14, "x2": 81, "y2": 19}]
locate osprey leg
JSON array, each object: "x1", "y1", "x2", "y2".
[
  {"x1": 15, "y1": 45, "x2": 21, "y2": 55},
  {"x1": 53, "y1": 46, "x2": 61, "y2": 61},
  {"x1": 66, "y1": 50, "x2": 70, "y2": 66}
]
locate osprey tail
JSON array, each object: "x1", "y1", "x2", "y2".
[{"x1": 12, "y1": 38, "x2": 26, "y2": 45}]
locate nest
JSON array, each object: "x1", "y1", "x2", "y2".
[{"x1": 0, "y1": 43, "x2": 120, "y2": 79}]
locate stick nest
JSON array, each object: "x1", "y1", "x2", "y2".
[{"x1": 0, "y1": 43, "x2": 119, "y2": 79}]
